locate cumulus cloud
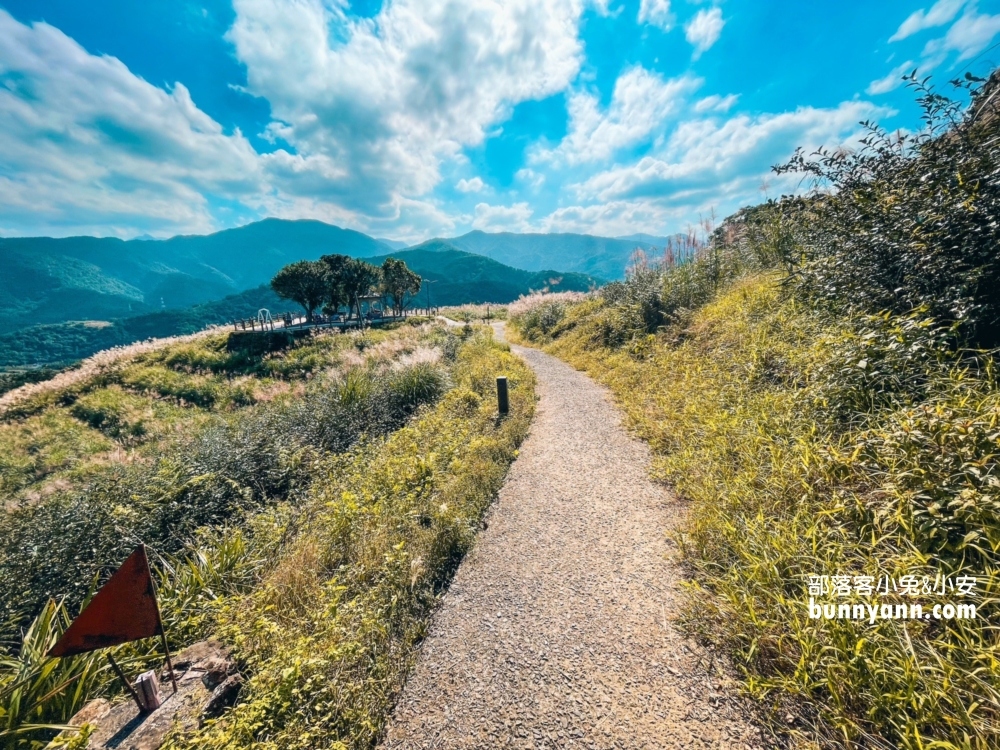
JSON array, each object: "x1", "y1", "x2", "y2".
[
  {"x1": 638, "y1": 0, "x2": 673, "y2": 31},
  {"x1": 573, "y1": 100, "x2": 890, "y2": 206},
  {"x1": 229, "y1": 0, "x2": 594, "y2": 223},
  {"x1": 456, "y1": 177, "x2": 485, "y2": 193},
  {"x1": 866, "y1": 61, "x2": 915, "y2": 95},
  {"x1": 473, "y1": 201, "x2": 534, "y2": 231},
  {"x1": 537, "y1": 67, "x2": 698, "y2": 165},
  {"x1": 539, "y1": 200, "x2": 676, "y2": 236},
  {"x1": 509, "y1": 98, "x2": 895, "y2": 239},
  {"x1": 890, "y1": 0, "x2": 966, "y2": 42},
  {"x1": 685, "y1": 7, "x2": 724, "y2": 59},
  {"x1": 0, "y1": 1, "x2": 607, "y2": 239},
  {"x1": 0, "y1": 9, "x2": 263, "y2": 236},
  {"x1": 921, "y1": 3, "x2": 1000, "y2": 66}
]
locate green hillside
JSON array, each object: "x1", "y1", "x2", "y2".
[
  {"x1": 0, "y1": 286, "x2": 283, "y2": 369},
  {"x1": 0, "y1": 244, "x2": 599, "y2": 368},
  {"x1": 366, "y1": 241, "x2": 601, "y2": 306},
  {"x1": 440, "y1": 230, "x2": 663, "y2": 280},
  {"x1": 0, "y1": 219, "x2": 391, "y2": 332}
]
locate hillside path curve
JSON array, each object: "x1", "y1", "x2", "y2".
[{"x1": 381, "y1": 324, "x2": 766, "y2": 749}]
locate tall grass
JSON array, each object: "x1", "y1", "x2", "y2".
[
  {"x1": 519, "y1": 278, "x2": 999, "y2": 748},
  {"x1": 0, "y1": 362, "x2": 448, "y2": 636},
  {"x1": 0, "y1": 325, "x2": 450, "y2": 629},
  {"x1": 437, "y1": 304, "x2": 508, "y2": 322},
  {"x1": 508, "y1": 72, "x2": 1000, "y2": 748},
  {"x1": 161, "y1": 329, "x2": 534, "y2": 749},
  {"x1": 0, "y1": 600, "x2": 109, "y2": 747},
  {"x1": 1, "y1": 323, "x2": 520, "y2": 748}
]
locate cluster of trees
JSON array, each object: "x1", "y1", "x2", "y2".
[{"x1": 270, "y1": 255, "x2": 421, "y2": 321}]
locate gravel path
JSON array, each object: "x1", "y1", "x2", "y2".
[{"x1": 382, "y1": 326, "x2": 767, "y2": 749}]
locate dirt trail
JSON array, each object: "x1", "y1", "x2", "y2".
[{"x1": 382, "y1": 325, "x2": 766, "y2": 749}]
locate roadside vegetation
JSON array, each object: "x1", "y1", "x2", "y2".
[
  {"x1": 0, "y1": 319, "x2": 533, "y2": 749},
  {"x1": 0, "y1": 287, "x2": 284, "y2": 371},
  {"x1": 509, "y1": 72, "x2": 1000, "y2": 749},
  {"x1": 438, "y1": 303, "x2": 508, "y2": 322}
]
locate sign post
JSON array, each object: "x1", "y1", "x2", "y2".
[{"x1": 496, "y1": 376, "x2": 509, "y2": 416}]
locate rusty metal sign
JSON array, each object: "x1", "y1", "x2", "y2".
[{"x1": 48, "y1": 545, "x2": 164, "y2": 658}]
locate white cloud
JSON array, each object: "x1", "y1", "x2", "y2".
[
  {"x1": 694, "y1": 93, "x2": 739, "y2": 113},
  {"x1": 685, "y1": 7, "x2": 724, "y2": 59},
  {"x1": 638, "y1": 0, "x2": 673, "y2": 31},
  {"x1": 573, "y1": 100, "x2": 890, "y2": 206},
  {"x1": 473, "y1": 201, "x2": 534, "y2": 231},
  {"x1": 890, "y1": 0, "x2": 966, "y2": 42},
  {"x1": 0, "y1": 1, "x2": 608, "y2": 239},
  {"x1": 515, "y1": 167, "x2": 545, "y2": 189},
  {"x1": 229, "y1": 0, "x2": 595, "y2": 224},
  {"x1": 866, "y1": 61, "x2": 915, "y2": 95},
  {"x1": 504, "y1": 98, "x2": 896, "y2": 240},
  {"x1": 921, "y1": 3, "x2": 1000, "y2": 66},
  {"x1": 0, "y1": 10, "x2": 264, "y2": 236},
  {"x1": 538, "y1": 67, "x2": 699, "y2": 165},
  {"x1": 539, "y1": 200, "x2": 675, "y2": 236},
  {"x1": 456, "y1": 177, "x2": 485, "y2": 193}
]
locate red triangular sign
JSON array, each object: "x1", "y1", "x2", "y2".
[{"x1": 48, "y1": 545, "x2": 163, "y2": 658}]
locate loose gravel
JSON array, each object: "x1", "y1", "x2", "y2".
[{"x1": 382, "y1": 326, "x2": 768, "y2": 749}]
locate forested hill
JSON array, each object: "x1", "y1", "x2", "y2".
[
  {"x1": 0, "y1": 242, "x2": 600, "y2": 369},
  {"x1": 366, "y1": 241, "x2": 601, "y2": 306},
  {"x1": 441, "y1": 230, "x2": 668, "y2": 280},
  {"x1": 0, "y1": 219, "x2": 648, "y2": 334},
  {"x1": 0, "y1": 219, "x2": 391, "y2": 332}
]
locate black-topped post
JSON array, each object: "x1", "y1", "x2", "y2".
[{"x1": 496, "y1": 376, "x2": 509, "y2": 416}]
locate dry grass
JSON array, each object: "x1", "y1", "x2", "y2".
[
  {"x1": 0, "y1": 327, "x2": 224, "y2": 416},
  {"x1": 507, "y1": 290, "x2": 590, "y2": 318},
  {"x1": 515, "y1": 277, "x2": 1000, "y2": 749}
]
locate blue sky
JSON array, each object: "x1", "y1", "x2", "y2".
[{"x1": 1, "y1": 0, "x2": 999, "y2": 242}]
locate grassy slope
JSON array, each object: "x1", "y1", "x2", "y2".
[
  {"x1": 2, "y1": 245, "x2": 598, "y2": 370},
  {"x1": 164, "y1": 329, "x2": 534, "y2": 749},
  {"x1": 509, "y1": 278, "x2": 1000, "y2": 750},
  {"x1": 0, "y1": 286, "x2": 285, "y2": 370},
  {"x1": 1, "y1": 323, "x2": 534, "y2": 749}
]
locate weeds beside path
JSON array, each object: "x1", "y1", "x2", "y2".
[{"x1": 382, "y1": 325, "x2": 769, "y2": 749}]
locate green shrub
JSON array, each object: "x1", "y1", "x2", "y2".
[
  {"x1": 0, "y1": 360, "x2": 448, "y2": 637},
  {"x1": 117, "y1": 365, "x2": 224, "y2": 407},
  {"x1": 776, "y1": 74, "x2": 1000, "y2": 348},
  {"x1": 0, "y1": 600, "x2": 111, "y2": 748},
  {"x1": 69, "y1": 386, "x2": 151, "y2": 441}
]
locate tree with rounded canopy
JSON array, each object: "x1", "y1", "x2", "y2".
[
  {"x1": 270, "y1": 260, "x2": 328, "y2": 322},
  {"x1": 319, "y1": 253, "x2": 352, "y2": 316},
  {"x1": 380, "y1": 257, "x2": 422, "y2": 316},
  {"x1": 340, "y1": 258, "x2": 382, "y2": 320}
]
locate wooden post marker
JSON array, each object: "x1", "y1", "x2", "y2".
[{"x1": 496, "y1": 376, "x2": 509, "y2": 416}]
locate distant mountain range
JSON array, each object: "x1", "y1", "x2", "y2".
[
  {"x1": 436, "y1": 230, "x2": 665, "y2": 281},
  {"x1": 0, "y1": 226, "x2": 604, "y2": 368},
  {"x1": 374, "y1": 238, "x2": 410, "y2": 251},
  {"x1": 0, "y1": 218, "x2": 656, "y2": 334},
  {"x1": 0, "y1": 217, "x2": 668, "y2": 366},
  {"x1": 0, "y1": 286, "x2": 285, "y2": 369},
  {"x1": 0, "y1": 219, "x2": 390, "y2": 332},
  {"x1": 367, "y1": 241, "x2": 599, "y2": 308}
]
